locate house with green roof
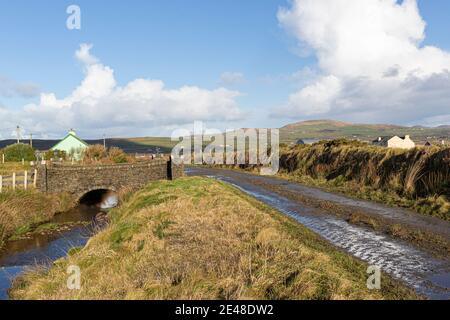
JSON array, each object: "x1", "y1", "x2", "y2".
[{"x1": 50, "y1": 129, "x2": 89, "y2": 160}]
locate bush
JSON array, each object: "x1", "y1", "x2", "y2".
[
  {"x1": 108, "y1": 147, "x2": 129, "y2": 164},
  {"x1": 2, "y1": 143, "x2": 35, "y2": 162},
  {"x1": 83, "y1": 145, "x2": 132, "y2": 164},
  {"x1": 83, "y1": 145, "x2": 108, "y2": 162},
  {"x1": 44, "y1": 150, "x2": 67, "y2": 161}
]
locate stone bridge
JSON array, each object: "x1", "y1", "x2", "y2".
[{"x1": 36, "y1": 159, "x2": 184, "y2": 201}]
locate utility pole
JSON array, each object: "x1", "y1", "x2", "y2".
[
  {"x1": 30, "y1": 133, "x2": 33, "y2": 148},
  {"x1": 103, "y1": 134, "x2": 106, "y2": 149},
  {"x1": 16, "y1": 125, "x2": 21, "y2": 144}
]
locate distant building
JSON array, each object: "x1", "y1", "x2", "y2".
[
  {"x1": 372, "y1": 135, "x2": 416, "y2": 149},
  {"x1": 50, "y1": 129, "x2": 89, "y2": 160}
]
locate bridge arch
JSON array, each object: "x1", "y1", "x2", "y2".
[{"x1": 78, "y1": 186, "x2": 118, "y2": 208}]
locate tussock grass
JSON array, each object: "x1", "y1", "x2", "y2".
[
  {"x1": 0, "y1": 190, "x2": 75, "y2": 248},
  {"x1": 277, "y1": 140, "x2": 450, "y2": 220},
  {"x1": 219, "y1": 140, "x2": 449, "y2": 220},
  {"x1": 10, "y1": 177, "x2": 417, "y2": 300}
]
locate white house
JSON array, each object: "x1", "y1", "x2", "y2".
[
  {"x1": 50, "y1": 129, "x2": 89, "y2": 160},
  {"x1": 373, "y1": 135, "x2": 416, "y2": 150}
]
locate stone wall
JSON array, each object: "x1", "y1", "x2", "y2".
[
  {"x1": 36, "y1": 159, "x2": 184, "y2": 200},
  {"x1": 169, "y1": 157, "x2": 185, "y2": 180}
]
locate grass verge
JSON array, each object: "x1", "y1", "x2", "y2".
[
  {"x1": 10, "y1": 177, "x2": 417, "y2": 300},
  {"x1": 211, "y1": 139, "x2": 450, "y2": 221},
  {"x1": 279, "y1": 141, "x2": 450, "y2": 221},
  {"x1": 279, "y1": 173, "x2": 450, "y2": 221},
  {"x1": 0, "y1": 190, "x2": 75, "y2": 249}
]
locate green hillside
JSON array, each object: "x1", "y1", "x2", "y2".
[
  {"x1": 125, "y1": 137, "x2": 178, "y2": 152},
  {"x1": 125, "y1": 120, "x2": 450, "y2": 148},
  {"x1": 280, "y1": 120, "x2": 450, "y2": 145}
]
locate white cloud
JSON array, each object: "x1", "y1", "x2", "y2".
[
  {"x1": 219, "y1": 72, "x2": 245, "y2": 86},
  {"x1": 75, "y1": 43, "x2": 99, "y2": 66},
  {"x1": 286, "y1": 75, "x2": 341, "y2": 115},
  {"x1": 2, "y1": 44, "x2": 243, "y2": 138},
  {"x1": 276, "y1": 0, "x2": 450, "y2": 125}
]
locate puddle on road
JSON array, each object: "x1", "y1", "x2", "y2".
[{"x1": 190, "y1": 167, "x2": 450, "y2": 300}]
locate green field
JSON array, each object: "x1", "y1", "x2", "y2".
[
  {"x1": 280, "y1": 120, "x2": 450, "y2": 145},
  {"x1": 125, "y1": 137, "x2": 178, "y2": 151}
]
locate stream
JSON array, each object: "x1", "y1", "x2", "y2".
[
  {"x1": 187, "y1": 167, "x2": 450, "y2": 300},
  {"x1": 0, "y1": 204, "x2": 109, "y2": 300}
]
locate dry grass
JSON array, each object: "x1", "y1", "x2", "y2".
[
  {"x1": 10, "y1": 177, "x2": 417, "y2": 300},
  {"x1": 210, "y1": 139, "x2": 450, "y2": 220},
  {"x1": 0, "y1": 190, "x2": 75, "y2": 248},
  {"x1": 83, "y1": 145, "x2": 135, "y2": 164},
  {"x1": 0, "y1": 162, "x2": 30, "y2": 175},
  {"x1": 279, "y1": 141, "x2": 450, "y2": 199},
  {"x1": 404, "y1": 158, "x2": 426, "y2": 196},
  {"x1": 221, "y1": 140, "x2": 449, "y2": 220}
]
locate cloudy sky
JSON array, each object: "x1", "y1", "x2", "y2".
[{"x1": 0, "y1": 0, "x2": 449, "y2": 138}]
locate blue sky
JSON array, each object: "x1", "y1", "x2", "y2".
[
  {"x1": 0, "y1": 1, "x2": 305, "y2": 111},
  {"x1": 1, "y1": 0, "x2": 450, "y2": 138}
]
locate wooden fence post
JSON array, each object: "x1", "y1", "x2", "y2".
[
  {"x1": 12, "y1": 172, "x2": 16, "y2": 191},
  {"x1": 33, "y1": 169, "x2": 37, "y2": 188},
  {"x1": 24, "y1": 171, "x2": 28, "y2": 190},
  {"x1": 0, "y1": 175, "x2": 2, "y2": 193}
]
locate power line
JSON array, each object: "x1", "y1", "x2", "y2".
[
  {"x1": 0, "y1": 126, "x2": 48, "y2": 140},
  {"x1": 0, "y1": 127, "x2": 21, "y2": 134}
]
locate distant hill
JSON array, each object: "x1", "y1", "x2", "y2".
[
  {"x1": 1, "y1": 120, "x2": 449, "y2": 153},
  {"x1": 283, "y1": 120, "x2": 352, "y2": 128},
  {"x1": 0, "y1": 137, "x2": 176, "y2": 154},
  {"x1": 280, "y1": 120, "x2": 450, "y2": 145}
]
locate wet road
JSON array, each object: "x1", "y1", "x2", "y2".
[{"x1": 187, "y1": 166, "x2": 450, "y2": 300}]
